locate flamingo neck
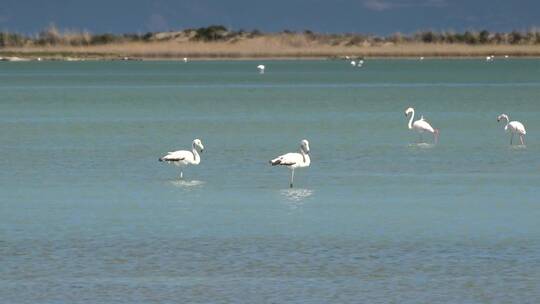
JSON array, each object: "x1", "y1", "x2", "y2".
[
  {"x1": 501, "y1": 116, "x2": 509, "y2": 130},
  {"x1": 300, "y1": 149, "x2": 310, "y2": 165},
  {"x1": 408, "y1": 109, "x2": 415, "y2": 129},
  {"x1": 192, "y1": 146, "x2": 200, "y2": 164}
]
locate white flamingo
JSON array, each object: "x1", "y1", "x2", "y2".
[
  {"x1": 405, "y1": 107, "x2": 439, "y2": 144},
  {"x1": 270, "y1": 139, "x2": 311, "y2": 188},
  {"x1": 497, "y1": 114, "x2": 526, "y2": 145},
  {"x1": 159, "y1": 139, "x2": 204, "y2": 179},
  {"x1": 350, "y1": 60, "x2": 356, "y2": 66},
  {"x1": 257, "y1": 64, "x2": 265, "y2": 74}
]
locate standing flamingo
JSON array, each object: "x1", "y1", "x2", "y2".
[
  {"x1": 159, "y1": 139, "x2": 204, "y2": 179},
  {"x1": 497, "y1": 114, "x2": 526, "y2": 145},
  {"x1": 405, "y1": 107, "x2": 439, "y2": 144},
  {"x1": 269, "y1": 139, "x2": 311, "y2": 188}
]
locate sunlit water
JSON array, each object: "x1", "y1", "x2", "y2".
[{"x1": 1, "y1": 59, "x2": 540, "y2": 303}]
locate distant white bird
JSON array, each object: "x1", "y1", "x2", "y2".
[
  {"x1": 159, "y1": 139, "x2": 204, "y2": 179},
  {"x1": 497, "y1": 114, "x2": 526, "y2": 145},
  {"x1": 270, "y1": 139, "x2": 311, "y2": 188},
  {"x1": 183, "y1": 57, "x2": 188, "y2": 62},
  {"x1": 419, "y1": 56, "x2": 424, "y2": 61},
  {"x1": 504, "y1": 55, "x2": 509, "y2": 59},
  {"x1": 350, "y1": 60, "x2": 356, "y2": 66},
  {"x1": 257, "y1": 64, "x2": 265, "y2": 74},
  {"x1": 405, "y1": 107, "x2": 439, "y2": 144},
  {"x1": 357, "y1": 59, "x2": 364, "y2": 67}
]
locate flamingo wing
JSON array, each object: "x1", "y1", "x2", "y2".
[
  {"x1": 159, "y1": 150, "x2": 190, "y2": 162},
  {"x1": 510, "y1": 121, "x2": 526, "y2": 135},
  {"x1": 413, "y1": 119, "x2": 435, "y2": 133},
  {"x1": 270, "y1": 153, "x2": 302, "y2": 166}
]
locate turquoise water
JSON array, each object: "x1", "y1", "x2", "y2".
[{"x1": 1, "y1": 60, "x2": 540, "y2": 303}]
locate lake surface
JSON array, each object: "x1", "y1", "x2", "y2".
[{"x1": 1, "y1": 59, "x2": 540, "y2": 303}]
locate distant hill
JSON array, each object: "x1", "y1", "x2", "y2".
[{"x1": 1, "y1": 25, "x2": 540, "y2": 60}]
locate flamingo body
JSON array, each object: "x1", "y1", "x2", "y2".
[
  {"x1": 412, "y1": 118, "x2": 436, "y2": 134},
  {"x1": 270, "y1": 152, "x2": 310, "y2": 169},
  {"x1": 506, "y1": 121, "x2": 526, "y2": 135}
]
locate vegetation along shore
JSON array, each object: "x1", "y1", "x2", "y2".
[{"x1": 1, "y1": 25, "x2": 540, "y2": 60}]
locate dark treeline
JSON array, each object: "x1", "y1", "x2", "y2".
[{"x1": 1, "y1": 24, "x2": 540, "y2": 47}]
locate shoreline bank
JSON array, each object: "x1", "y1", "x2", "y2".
[
  {"x1": 2, "y1": 54, "x2": 540, "y2": 62},
  {"x1": 1, "y1": 41, "x2": 540, "y2": 61}
]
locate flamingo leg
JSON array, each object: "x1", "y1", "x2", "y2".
[
  {"x1": 180, "y1": 171, "x2": 183, "y2": 179},
  {"x1": 290, "y1": 169, "x2": 295, "y2": 188},
  {"x1": 520, "y1": 135, "x2": 525, "y2": 145},
  {"x1": 510, "y1": 133, "x2": 514, "y2": 145}
]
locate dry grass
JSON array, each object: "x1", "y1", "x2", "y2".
[{"x1": 3, "y1": 34, "x2": 540, "y2": 59}]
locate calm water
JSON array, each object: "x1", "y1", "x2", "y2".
[{"x1": 1, "y1": 59, "x2": 540, "y2": 303}]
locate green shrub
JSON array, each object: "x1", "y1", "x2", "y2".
[
  {"x1": 90, "y1": 33, "x2": 119, "y2": 45},
  {"x1": 193, "y1": 25, "x2": 228, "y2": 41}
]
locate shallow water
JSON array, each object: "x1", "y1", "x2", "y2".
[{"x1": 1, "y1": 59, "x2": 540, "y2": 303}]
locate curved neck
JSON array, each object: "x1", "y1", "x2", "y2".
[
  {"x1": 407, "y1": 109, "x2": 415, "y2": 129},
  {"x1": 300, "y1": 149, "x2": 310, "y2": 164},
  {"x1": 191, "y1": 146, "x2": 200, "y2": 163},
  {"x1": 500, "y1": 115, "x2": 509, "y2": 128}
]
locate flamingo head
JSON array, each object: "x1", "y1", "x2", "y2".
[
  {"x1": 300, "y1": 139, "x2": 310, "y2": 154},
  {"x1": 404, "y1": 107, "x2": 414, "y2": 117},
  {"x1": 192, "y1": 138, "x2": 204, "y2": 153},
  {"x1": 497, "y1": 114, "x2": 508, "y2": 123}
]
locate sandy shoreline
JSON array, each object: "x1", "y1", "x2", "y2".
[
  {"x1": 2, "y1": 54, "x2": 539, "y2": 61},
  {"x1": 2, "y1": 41, "x2": 540, "y2": 61}
]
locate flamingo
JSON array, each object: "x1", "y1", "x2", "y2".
[
  {"x1": 159, "y1": 139, "x2": 204, "y2": 179},
  {"x1": 405, "y1": 107, "x2": 439, "y2": 144},
  {"x1": 497, "y1": 114, "x2": 526, "y2": 145},
  {"x1": 183, "y1": 57, "x2": 188, "y2": 62},
  {"x1": 269, "y1": 139, "x2": 311, "y2": 188},
  {"x1": 257, "y1": 64, "x2": 265, "y2": 74}
]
